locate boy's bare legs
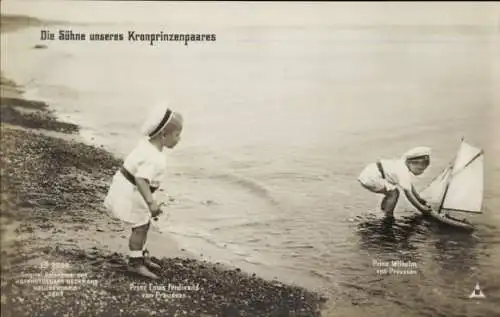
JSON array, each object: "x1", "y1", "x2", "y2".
[
  {"x1": 358, "y1": 181, "x2": 399, "y2": 218},
  {"x1": 129, "y1": 223, "x2": 147, "y2": 251},
  {"x1": 138, "y1": 221, "x2": 161, "y2": 270},
  {"x1": 135, "y1": 221, "x2": 150, "y2": 253},
  {"x1": 381, "y1": 189, "x2": 399, "y2": 218},
  {"x1": 129, "y1": 223, "x2": 159, "y2": 279}
]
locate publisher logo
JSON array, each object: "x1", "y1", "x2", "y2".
[{"x1": 468, "y1": 282, "x2": 486, "y2": 299}]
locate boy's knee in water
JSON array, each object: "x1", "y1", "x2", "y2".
[{"x1": 381, "y1": 188, "x2": 400, "y2": 217}]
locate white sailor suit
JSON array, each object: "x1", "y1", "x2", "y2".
[
  {"x1": 104, "y1": 138, "x2": 167, "y2": 228},
  {"x1": 358, "y1": 147, "x2": 431, "y2": 193},
  {"x1": 104, "y1": 104, "x2": 174, "y2": 228}
]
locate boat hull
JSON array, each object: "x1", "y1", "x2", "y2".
[{"x1": 420, "y1": 209, "x2": 475, "y2": 231}]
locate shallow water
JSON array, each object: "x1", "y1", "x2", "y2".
[{"x1": 2, "y1": 2, "x2": 499, "y2": 316}]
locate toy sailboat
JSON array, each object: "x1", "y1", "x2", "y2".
[{"x1": 420, "y1": 139, "x2": 484, "y2": 230}]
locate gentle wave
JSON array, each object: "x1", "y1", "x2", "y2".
[{"x1": 184, "y1": 169, "x2": 282, "y2": 207}]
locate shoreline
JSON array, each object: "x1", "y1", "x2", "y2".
[
  {"x1": 0, "y1": 14, "x2": 327, "y2": 316},
  {"x1": 0, "y1": 75, "x2": 327, "y2": 317}
]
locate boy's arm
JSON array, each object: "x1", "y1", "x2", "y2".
[
  {"x1": 411, "y1": 185, "x2": 428, "y2": 205},
  {"x1": 404, "y1": 185, "x2": 431, "y2": 213},
  {"x1": 135, "y1": 177, "x2": 161, "y2": 217},
  {"x1": 136, "y1": 178, "x2": 154, "y2": 205}
]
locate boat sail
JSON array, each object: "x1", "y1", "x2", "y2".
[{"x1": 420, "y1": 140, "x2": 484, "y2": 216}]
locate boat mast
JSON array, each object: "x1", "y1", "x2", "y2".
[
  {"x1": 437, "y1": 140, "x2": 462, "y2": 213},
  {"x1": 438, "y1": 178, "x2": 451, "y2": 214}
]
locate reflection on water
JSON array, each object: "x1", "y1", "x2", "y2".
[
  {"x1": 357, "y1": 213, "x2": 427, "y2": 254},
  {"x1": 356, "y1": 212, "x2": 481, "y2": 271},
  {"x1": 335, "y1": 212, "x2": 494, "y2": 317},
  {"x1": 432, "y1": 228, "x2": 480, "y2": 273}
]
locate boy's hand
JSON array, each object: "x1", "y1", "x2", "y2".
[
  {"x1": 422, "y1": 202, "x2": 432, "y2": 212},
  {"x1": 148, "y1": 200, "x2": 162, "y2": 218}
]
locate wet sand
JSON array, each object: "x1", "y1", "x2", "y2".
[{"x1": 0, "y1": 14, "x2": 327, "y2": 317}]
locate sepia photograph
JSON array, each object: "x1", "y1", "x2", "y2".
[{"x1": 1, "y1": 1, "x2": 499, "y2": 316}]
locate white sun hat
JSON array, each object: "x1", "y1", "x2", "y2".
[
  {"x1": 403, "y1": 146, "x2": 431, "y2": 160},
  {"x1": 140, "y1": 101, "x2": 174, "y2": 138}
]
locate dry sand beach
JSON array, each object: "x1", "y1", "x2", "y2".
[{"x1": 0, "y1": 15, "x2": 326, "y2": 317}]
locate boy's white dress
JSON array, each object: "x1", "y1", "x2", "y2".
[
  {"x1": 104, "y1": 138, "x2": 167, "y2": 228},
  {"x1": 358, "y1": 159, "x2": 413, "y2": 192}
]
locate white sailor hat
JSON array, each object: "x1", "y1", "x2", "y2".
[
  {"x1": 403, "y1": 146, "x2": 431, "y2": 161},
  {"x1": 140, "y1": 102, "x2": 174, "y2": 138}
]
